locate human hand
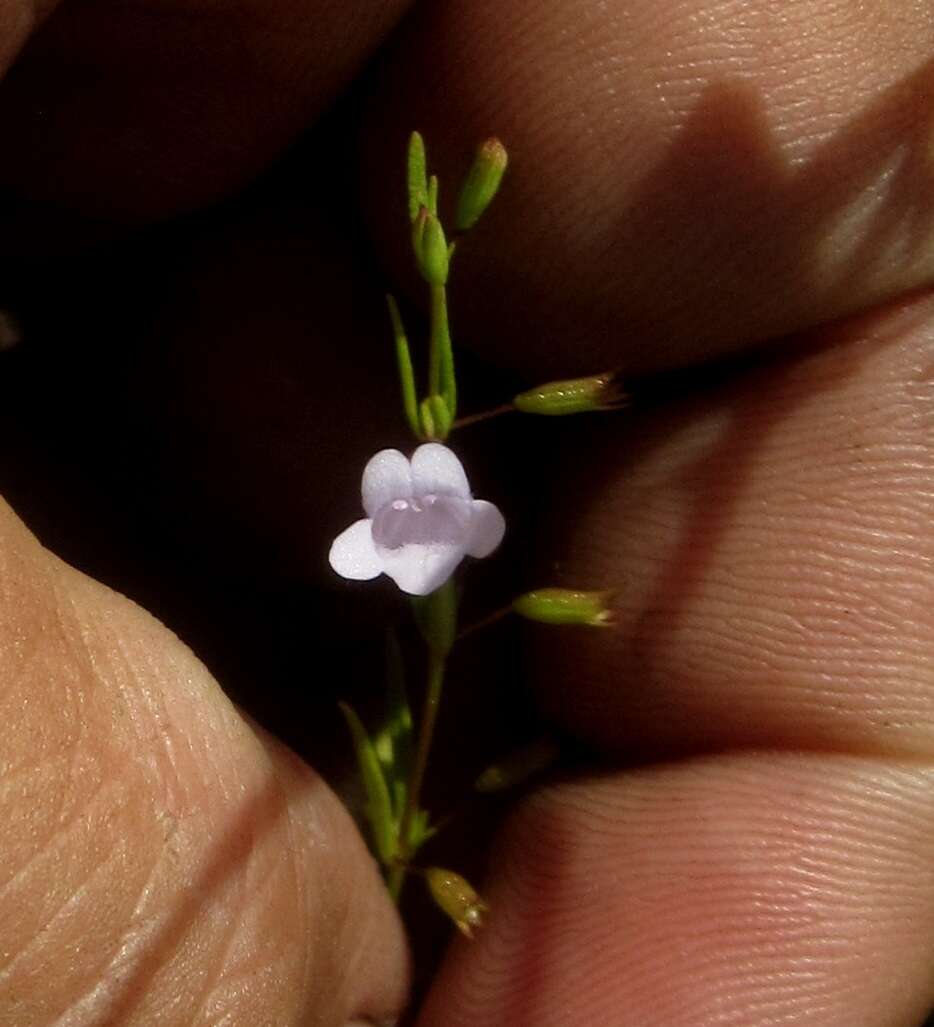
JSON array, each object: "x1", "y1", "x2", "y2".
[{"x1": 2, "y1": 1, "x2": 934, "y2": 1025}]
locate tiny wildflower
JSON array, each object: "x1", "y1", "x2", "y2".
[{"x1": 329, "y1": 443, "x2": 505, "y2": 596}]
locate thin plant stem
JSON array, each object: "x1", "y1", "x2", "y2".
[
  {"x1": 427, "y1": 285, "x2": 442, "y2": 397},
  {"x1": 451, "y1": 403, "x2": 516, "y2": 430},
  {"x1": 458, "y1": 604, "x2": 514, "y2": 640},
  {"x1": 388, "y1": 649, "x2": 447, "y2": 900},
  {"x1": 428, "y1": 283, "x2": 456, "y2": 419}
]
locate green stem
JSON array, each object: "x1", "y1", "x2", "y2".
[
  {"x1": 388, "y1": 649, "x2": 447, "y2": 900},
  {"x1": 428, "y1": 283, "x2": 456, "y2": 423},
  {"x1": 451, "y1": 403, "x2": 516, "y2": 430},
  {"x1": 457, "y1": 604, "x2": 514, "y2": 641}
]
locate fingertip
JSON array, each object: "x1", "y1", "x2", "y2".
[{"x1": 420, "y1": 754, "x2": 934, "y2": 1027}]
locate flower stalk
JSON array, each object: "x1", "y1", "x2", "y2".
[
  {"x1": 389, "y1": 579, "x2": 457, "y2": 899},
  {"x1": 388, "y1": 648, "x2": 446, "y2": 898},
  {"x1": 432, "y1": 283, "x2": 457, "y2": 423}
]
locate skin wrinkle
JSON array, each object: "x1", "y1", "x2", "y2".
[
  {"x1": 184, "y1": 853, "x2": 250, "y2": 1027},
  {"x1": 13, "y1": 833, "x2": 132, "y2": 997},
  {"x1": 3, "y1": 818, "x2": 148, "y2": 1025},
  {"x1": 0, "y1": 767, "x2": 110, "y2": 914},
  {"x1": 0, "y1": 610, "x2": 72, "y2": 736},
  {"x1": 78, "y1": 610, "x2": 190, "y2": 816},
  {"x1": 215, "y1": 815, "x2": 304, "y2": 993},
  {"x1": 66, "y1": 570, "x2": 252, "y2": 821},
  {"x1": 94, "y1": 786, "x2": 291, "y2": 1025},
  {"x1": 54, "y1": 904, "x2": 172, "y2": 1027},
  {"x1": 0, "y1": 733, "x2": 84, "y2": 873},
  {"x1": 2, "y1": 751, "x2": 110, "y2": 920},
  {"x1": 111, "y1": 635, "x2": 189, "y2": 815}
]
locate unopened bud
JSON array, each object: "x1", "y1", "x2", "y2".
[
  {"x1": 411, "y1": 206, "x2": 428, "y2": 265},
  {"x1": 513, "y1": 371, "x2": 626, "y2": 416},
  {"x1": 475, "y1": 736, "x2": 560, "y2": 793},
  {"x1": 426, "y1": 867, "x2": 488, "y2": 938},
  {"x1": 455, "y1": 137, "x2": 508, "y2": 232},
  {"x1": 513, "y1": 588, "x2": 613, "y2": 627},
  {"x1": 418, "y1": 393, "x2": 452, "y2": 442},
  {"x1": 414, "y1": 210, "x2": 450, "y2": 285}
]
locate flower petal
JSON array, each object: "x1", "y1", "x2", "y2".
[
  {"x1": 467, "y1": 500, "x2": 506, "y2": 558},
  {"x1": 411, "y1": 443, "x2": 470, "y2": 500},
  {"x1": 329, "y1": 519, "x2": 383, "y2": 580},
  {"x1": 362, "y1": 449, "x2": 413, "y2": 518},
  {"x1": 379, "y1": 542, "x2": 466, "y2": 596}
]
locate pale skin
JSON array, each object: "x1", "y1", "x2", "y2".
[{"x1": 2, "y1": 1, "x2": 934, "y2": 1025}]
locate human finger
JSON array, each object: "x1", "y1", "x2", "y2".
[
  {"x1": 419, "y1": 754, "x2": 934, "y2": 1027},
  {"x1": 527, "y1": 294, "x2": 934, "y2": 761},
  {"x1": 0, "y1": 495, "x2": 408, "y2": 1025}
]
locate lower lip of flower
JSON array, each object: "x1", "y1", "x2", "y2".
[{"x1": 371, "y1": 493, "x2": 472, "y2": 550}]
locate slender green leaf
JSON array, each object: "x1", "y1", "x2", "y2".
[
  {"x1": 427, "y1": 173, "x2": 439, "y2": 216},
  {"x1": 338, "y1": 702, "x2": 397, "y2": 865},
  {"x1": 407, "y1": 132, "x2": 428, "y2": 223},
  {"x1": 386, "y1": 294, "x2": 421, "y2": 438}
]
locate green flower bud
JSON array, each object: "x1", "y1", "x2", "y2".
[
  {"x1": 419, "y1": 394, "x2": 452, "y2": 441},
  {"x1": 425, "y1": 867, "x2": 488, "y2": 938},
  {"x1": 513, "y1": 588, "x2": 613, "y2": 627},
  {"x1": 455, "y1": 137, "x2": 508, "y2": 232},
  {"x1": 411, "y1": 205, "x2": 428, "y2": 265},
  {"x1": 418, "y1": 211, "x2": 450, "y2": 285},
  {"x1": 513, "y1": 371, "x2": 626, "y2": 416}
]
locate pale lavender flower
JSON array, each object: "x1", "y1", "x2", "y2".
[{"x1": 329, "y1": 443, "x2": 505, "y2": 596}]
